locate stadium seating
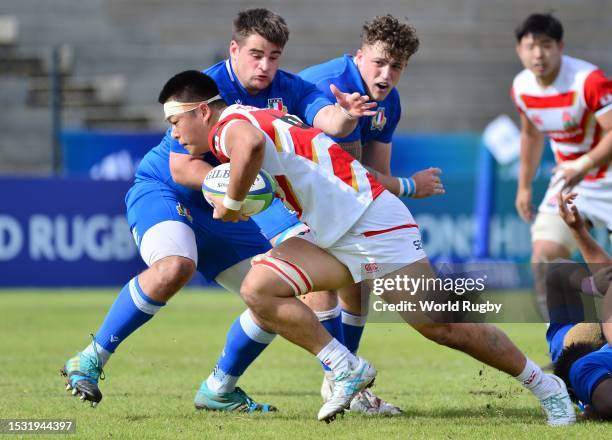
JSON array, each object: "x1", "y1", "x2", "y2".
[{"x1": 0, "y1": 0, "x2": 610, "y2": 173}]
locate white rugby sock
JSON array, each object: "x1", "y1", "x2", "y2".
[
  {"x1": 515, "y1": 358, "x2": 558, "y2": 399},
  {"x1": 316, "y1": 338, "x2": 357, "y2": 372},
  {"x1": 206, "y1": 369, "x2": 240, "y2": 394},
  {"x1": 82, "y1": 341, "x2": 112, "y2": 368}
]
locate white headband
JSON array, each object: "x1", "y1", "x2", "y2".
[{"x1": 163, "y1": 94, "x2": 222, "y2": 119}]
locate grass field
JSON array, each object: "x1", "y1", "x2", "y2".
[{"x1": 0, "y1": 289, "x2": 608, "y2": 439}]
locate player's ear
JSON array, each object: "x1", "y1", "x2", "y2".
[
  {"x1": 355, "y1": 48, "x2": 364, "y2": 62},
  {"x1": 229, "y1": 40, "x2": 240, "y2": 59},
  {"x1": 198, "y1": 103, "x2": 211, "y2": 123}
]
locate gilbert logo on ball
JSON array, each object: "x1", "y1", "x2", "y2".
[{"x1": 202, "y1": 163, "x2": 277, "y2": 216}]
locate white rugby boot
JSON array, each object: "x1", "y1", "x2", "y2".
[
  {"x1": 321, "y1": 372, "x2": 402, "y2": 416},
  {"x1": 317, "y1": 356, "x2": 376, "y2": 423},
  {"x1": 539, "y1": 375, "x2": 576, "y2": 426}
]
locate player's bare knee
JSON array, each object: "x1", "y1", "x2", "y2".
[
  {"x1": 239, "y1": 277, "x2": 273, "y2": 314},
  {"x1": 151, "y1": 256, "x2": 196, "y2": 293}
]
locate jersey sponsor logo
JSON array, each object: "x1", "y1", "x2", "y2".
[
  {"x1": 371, "y1": 107, "x2": 387, "y2": 131},
  {"x1": 268, "y1": 98, "x2": 287, "y2": 113},
  {"x1": 175, "y1": 203, "x2": 193, "y2": 223}
]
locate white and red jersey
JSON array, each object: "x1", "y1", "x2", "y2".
[
  {"x1": 209, "y1": 104, "x2": 385, "y2": 247},
  {"x1": 511, "y1": 55, "x2": 612, "y2": 199}
]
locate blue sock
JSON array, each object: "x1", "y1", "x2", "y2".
[
  {"x1": 207, "y1": 310, "x2": 276, "y2": 393},
  {"x1": 94, "y1": 276, "x2": 165, "y2": 354},
  {"x1": 316, "y1": 307, "x2": 344, "y2": 371},
  {"x1": 341, "y1": 310, "x2": 367, "y2": 354}
]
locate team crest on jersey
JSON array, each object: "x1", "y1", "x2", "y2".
[
  {"x1": 371, "y1": 107, "x2": 387, "y2": 131},
  {"x1": 268, "y1": 98, "x2": 287, "y2": 113},
  {"x1": 562, "y1": 111, "x2": 578, "y2": 130},
  {"x1": 176, "y1": 203, "x2": 193, "y2": 223}
]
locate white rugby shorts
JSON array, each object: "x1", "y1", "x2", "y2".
[{"x1": 298, "y1": 190, "x2": 427, "y2": 283}]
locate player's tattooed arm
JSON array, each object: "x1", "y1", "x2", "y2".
[
  {"x1": 516, "y1": 112, "x2": 546, "y2": 222},
  {"x1": 169, "y1": 152, "x2": 214, "y2": 191}
]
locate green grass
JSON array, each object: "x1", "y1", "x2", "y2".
[{"x1": 0, "y1": 289, "x2": 607, "y2": 439}]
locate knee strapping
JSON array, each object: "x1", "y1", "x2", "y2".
[{"x1": 251, "y1": 254, "x2": 313, "y2": 296}]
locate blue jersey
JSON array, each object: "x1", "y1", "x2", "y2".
[
  {"x1": 299, "y1": 54, "x2": 401, "y2": 145},
  {"x1": 135, "y1": 60, "x2": 331, "y2": 240},
  {"x1": 137, "y1": 60, "x2": 332, "y2": 204},
  {"x1": 547, "y1": 323, "x2": 612, "y2": 405}
]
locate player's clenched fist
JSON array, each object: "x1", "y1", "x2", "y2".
[{"x1": 213, "y1": 205, "x2": 249, "y2": 223}]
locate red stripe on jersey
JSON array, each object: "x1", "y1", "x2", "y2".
[
  {"x1": 288, "y1": 125, "x2": 316, "y2": 160},
  {"x1": 274, "y1": 256, "x2": 312, "y2": 291},
  {"x1": 208, "y1": 114, "x2": 250, "y2": 162},
  {"x1": 556, "y1": 150, "x2": 608, "y2": 181},
  {"x1": 362, "y1": 223, "x2": 418, "y2": 237},
  {"x1": 367, "y1": 174, "x2": 385, "y2": 200},
  {"x1": 274, "y1": 175, "x2": 303, "y2": 218},
  {"x1": 521, "y1": 91, "x2": 575, "y2": 108},
  {"x1": 328, "y1": 145, "x2": 356, "y2": 188},
  {"x1": 584, "y1": 164, "x2": 609, "y2": 181}
]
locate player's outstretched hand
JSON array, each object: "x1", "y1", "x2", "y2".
[
  {"x1": 557, "y1": 191, "x2": 585, "y2": 231},
  {"x1": 515, "y1": 187, "x2": 535, "y2": 223},
  {"x1": 213, "y1": 205, "x2": 249, "y2": 223},
  {"x1": 411, "y1": 167, "x2": 444, "y2": 198},
  {"x1": 330, "y1": 84, "x2": 377, "y2": 118}
]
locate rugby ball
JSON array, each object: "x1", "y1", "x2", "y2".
[{"x1": 202, "y1": 163, "x2": 277, "y2": 216}]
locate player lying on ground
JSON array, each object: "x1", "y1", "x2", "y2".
[
  {"x1": 511, "y1": 13, "x2": 612, "y2": 320},
  {"x1": 159, "y1": 70, "x2": 576, "y2": 424},
  {"x1": 542, "y1": 192, "x2": 612, "y2": 420}
]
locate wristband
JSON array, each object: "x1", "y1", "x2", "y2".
[
  {"x1": 335, "y1": 103, "x2": 356, "y2": 120},
  {"x1": 222, "y1": 195, "x2": 244, "y2": 210},
  {"x1": 398, "y1": 177, "x2": 416, "y2": 198},
  {"x1": 560, "y1": 154, "x2": 595, "y2": 173}
]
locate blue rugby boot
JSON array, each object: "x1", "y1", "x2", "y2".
[
  {"x1": 194, "y1": 382, "x2": 277, "y2": 413},
  {"x1": 61, "y1": 351, "x2": 104, "y2": 407}
]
